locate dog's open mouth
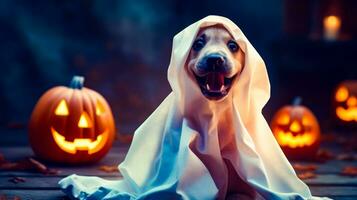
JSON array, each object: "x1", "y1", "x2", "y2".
[{"x1": 194, "y1": 72, "x2": 236, "y2": 100}]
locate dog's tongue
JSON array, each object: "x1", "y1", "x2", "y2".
[{"x1": 206, "y1": 72, "x2": 224, "y2": 91}]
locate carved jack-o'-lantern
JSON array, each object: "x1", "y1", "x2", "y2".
[
  {"x1": 271, "y1": 98, "x2": 320, "y2": 160},
  {"x1": 334, "y1": 81, "x2": 357, "y2": 124},
  {"x1": 29, "y1": 76, "x2": 115, "y2": 164}
]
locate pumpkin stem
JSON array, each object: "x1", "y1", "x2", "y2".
[
  {"x1": 69, "y1": 76, "x2": 84, "y2": 89},
  {"x1": 292, "y1": 96, "x2": 302, "y2": 106}
]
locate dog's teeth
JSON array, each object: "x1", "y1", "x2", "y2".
[
  {"x1": 206, "y1": 84, "x2": 210, "y2": 90},
  {"x1": 220, "y1": 85, "x2": 225, "y2": 92}
]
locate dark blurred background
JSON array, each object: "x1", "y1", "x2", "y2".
[{"x1": 0, "y1": 0, "x2": 356, "y2": 145}]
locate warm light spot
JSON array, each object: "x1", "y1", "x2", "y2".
[
  {"x1": 277, "y1": 114, "x2": 290, "y2": 125},
  {"x1": 96, "y1": 100, "x2": 105, "y2": 115},
  {"x1": 335, "y1": 86, "x2": 349, "y2": 102},
  {"x1": 55, "y1": 99, "x2": 69, "y2": 116},
  {"x1": 289, "y1": 120, "x2": 301, "y2": 132},
  {"x1": 347, "y1": 97, "x2": 357, "y2": 107},
  {"x1": 336, "y1": 106, "x2": 357, "y2": 122},
  {"x1": 324, "y1": 15, "x2": 341, "y2": 30},
  {"x1": 302, "y1": 117, "x2": 310, "y2": 126},
  {"x1": 323, "y1": 15, "x2": 341, "y2": 40},
  {"x1": 78, "y1": 112, "x2": 92, "y2": 128},
  {"x1": 51, "y1": 127, "x2": 108, "y2": 154},
  {"x1": 276, "y1": 131, "x2": 315, "y2": 148}
]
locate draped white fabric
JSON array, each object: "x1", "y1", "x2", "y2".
[{"x1": 59, "y1": 15, "x2": 328, "y2": 200}]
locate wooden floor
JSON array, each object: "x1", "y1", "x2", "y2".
[{"x1": 0, "y1": 144, "x2": 356, "y2": 200}]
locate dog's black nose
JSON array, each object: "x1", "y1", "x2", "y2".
[{"x1": 204, "y1": 53, "x2": 226, "y2": 72}]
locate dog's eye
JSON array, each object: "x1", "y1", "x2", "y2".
[
  {"x1": 192, "y1": 39, "x2": 205, "y2": 51},
  {"x1": 227, "y1": 40, "x2": 239, "y2": 52}
]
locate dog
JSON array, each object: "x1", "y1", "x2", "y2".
[
  {"x1": 187, "y1": 24, "x2": 245, "y2": 101},
  {"x1": 186, "y1": 25, "x2": 259, "y2": 200}
]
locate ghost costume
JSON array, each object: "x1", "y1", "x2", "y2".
[{"x1": 59, "y1": 16, "x2": 328, "y2": 200}]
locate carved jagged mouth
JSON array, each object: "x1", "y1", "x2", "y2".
[
  {"x1": 51, "y1": 127, "x2": 108, "y2": 154},
  {"x1": 194, "y1": 72, "x2": 236, "y2": 100},
  {"x1": 276, "y1": 130, "x2": 315, "y2": 148},
  {"x1": 336, "y1": 106, "x2": 357, "y2": 122}
]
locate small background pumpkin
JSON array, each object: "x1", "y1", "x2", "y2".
[
  {"x1": 29, "y1": 76, "x2": 115, "y2": 164},
  {"x1": 270, "y1": 97, "x2": 321, "y2": 160},
  {"x1": 333, "y1": 80, "x2": 357, "y2": 128}
]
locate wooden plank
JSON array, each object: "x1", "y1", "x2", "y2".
[
  {"x1": 292, "y1": 160, "x2": 357, "y2": 174},
  {"x1": 0, "y1": 164, "x2": 123, "y2": 177},
  {"x1": 0, "y1": 168, "x2": 123, "y2": 177},
  {"x1": 1, "y1": 175, "x2": 357, "y2": 190},
  {"x1": 304, "y1": 174, "x2": 357, "y2": 186},
  {"x1": 310, "y1": 186, "x2": 357, "y2": 196},
  {"x1": 2, "y1": 146, "x2": 357, "y2": 200},
  {"x1": 2, "y1": 146, "x2": 354, "y2": 174},
  {"x1": 0, "y1": 146, "x2": 129, "y2": 161},
  {"x1": 2, "y1": 147, "x2": 356, "y2": 176},
  {"x1": 324, "y1": 197, "x2": 357, "y2": 200},
  {"x1": 0, "y1": 177, "x2": 119, "y2": 189},
  {"x1": 0, "y1": 146, "x2": 127, "y2": 177},
  {"x1": 0, "y1": 187, "x2": 357, "y2": 200},
  {"x1": 0, "y1": 190, "x2": 68, "y2": 200}
]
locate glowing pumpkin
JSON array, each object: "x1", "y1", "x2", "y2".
[
  {"x1": 334, "y1": 81, "x2": 357, "y2": 124},
  {"x1": 29, "y1": 76, "x2": 115, "y2": 164},
  {"x1": 271, "y1": 98, "x2": 320, "y2": 160}
]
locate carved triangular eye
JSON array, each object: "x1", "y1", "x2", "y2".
[
  {"x1": 96, "y1": 100, "x2": 106, "y2": 115},
  {"x1": 78, "y1": 112, "x2": 92, "y2": 128},
  {"x1": 55, "y1": 99, "x2": 69, "y2": 116},
  {"x1": 302, "y1": 116, "x2": 311, "y2": 126},
  {"x1": 277, "y1": 114, "x2": 290, "y2": 125}
]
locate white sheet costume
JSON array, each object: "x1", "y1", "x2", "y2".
[{"x1": 60, "y1": 15, "x2": 328, "y2": 200}]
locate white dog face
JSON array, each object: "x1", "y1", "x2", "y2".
[{"x1": 187, "y1": 25, "x2": 245, "y2": 100}]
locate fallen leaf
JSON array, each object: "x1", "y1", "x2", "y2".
[
  {"x1": 8, "y1": 176, "x2": 26, "y2": 184},
  {"x1": 99, "y1": 165, "x2": 119, "y2": 173},
  {"x1": 297, "y1": 171, "x2": 316, "y2": 180},
  {"x1": 293, "y1": 163, "x2": 317, "y2": 171},
  {"x1": 0, "y1": 156, "x2": 59, "y2": 175},
  {"x1": 336, "y1": 153, "x2": 355, "y2": 161},
  {"x1": 28, "y1": 158, "x2": 47, "y2": 172},
  {"x1": 316, "y1": 149, "x2": 334, "y2": 162},
  {"x1": 0, "y1": 161, "x2": 31, "y2": 171},
  {"x1": 341, "y1": 166, "x2": 357, "y2": 177},
  {"x1": 28, "y1": 158, "x2": 60, "y2": 175}
]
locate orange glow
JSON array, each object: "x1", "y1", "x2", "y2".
[
  {"x1": 96, "y1": 100, "x2": 105, "y2": 115},
  {"x1": 78, "y1": 112, "x2": 92, "y2": 128},
  {"x1": 335, "y1": 86, "x2": 349, "y2": 102},
  {"x1": 323, "y1": 15, "x2": 341, "y2": 40},
  {"x1": 51, "y1": 127, "x2": 108, "y2": 154},
  {"x1": 271, "y1": 106, "x2": 320, "y2": 151},
  {"x1": 347, "y1": 97, "x2": 357, "y2": 107},
  {"x1": 277, "y1": 114, "x2": 290, "y2": 125},
  {"x1": 336, "y1": 106, "x2": 357, "y2": 122},
  {"x1": 55, "y1": 99, "x2": 69, "y2": 116},
  {"x1": 289, "y1": 121, "x2": 301, "y2": 132},
  {"x1": 302, "y1": 117, "x2": 311, "y2": 126},
  {"x1": 276, "y1": 131, "x2": 314, "y2": 148}
]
